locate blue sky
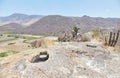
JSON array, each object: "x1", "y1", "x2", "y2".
[{"x1": 0, "y1": 0, "x2": 120, "y2": 17}]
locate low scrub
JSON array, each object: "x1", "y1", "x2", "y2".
[
  {"x1": 23, "y1": 40, "x2": 32, "y2": 43},
  {"x1": 23, "y1": 40, "x2": 28, "y2": 43},
  {"x1": 0, "y1": 52, "x2": 8, "y2": 57},
  {"x1": 0, "y1": 50, "x2": 18, "y2": 57},
  {"x1": 0, "y1": 34, "x2": 3, "y2": 36},
  {"x1": 92, "y1": 30, "x2": 100, "y2": 38},
  {"x1": 0, "y1": 38, "x2": 16, "y2": 43},
  {"x1": 8, "y1": 42, "x2": 16, "y2": 45}
]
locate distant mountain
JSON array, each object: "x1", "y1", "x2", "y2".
[
  {"x1": 22, "y1": 15, "x2": 120, "y2": 35},
  {"x1": 0, "y1": 13, "x2": 44, "y2": 26},
  {"x1": 23, "y1": 15, "x2": 76, "y2": 35},
  {"x1": 0, "y1": 14, "x2": 120, "y2": 35}
]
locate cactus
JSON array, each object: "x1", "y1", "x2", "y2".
[
  {"x1": 105, "y1": 36, "x2": 107, "y2": 45},
  {"x1": 108, "y1": 32, "x2": 112, "y2": 46},
  {"x1": 105, "y1": 30, "x2": 120, "y2": 47},
  {"x1": 110, "y1": 33, "x2": 115, "y2": 46},
  {"x1": 113, "y1": 30, "x2": 120, "y2": 47}
]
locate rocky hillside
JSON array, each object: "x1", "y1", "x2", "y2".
[
  {"x1": 0, "y1": 14, "x2": 120, "y2": 35},
  {"x1": 23, "y1": 15, "x2": 120, "y2": 35}
]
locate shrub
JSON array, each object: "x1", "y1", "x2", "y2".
[
  {"x1": 92, "y1": 30, "x2": 100, "y2": 37},
  {"x1": 0, "y1": 50, "x2": 18, "y2": 57},
  {"x1": 0, "y1": 34, "x2": 3, "y2": 36},
  {"x1": 14, "y1": 36, "x2": 19, "y2": 38},
  {"x1": 0, "y1": 52, "x2": 8, "y2": 57},
  {"x1": 58, "y1": 37, "x2": 62, "y2": 41},
  {"x1": 28, "y1": 45, "x2": 31, "y2": 47},
  {"x1": 8, "y1": 42, "x2": 16, "y2": 45},
  {"x1": 7, "y1": 35, "x2": 12, "y2": 37},
  {"x1": 7, "y1": 35, "x2": 19, "y2": 38},
  {"x1": 23, "y1": 40, "x2": 29, "y2": 43}
]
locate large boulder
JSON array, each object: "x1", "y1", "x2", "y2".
[
  {"x1": 30, "y1": 51, "x2": 49, "y2": 63},
  {"x1": 26, "y1": 48, "x2": 48, "y2": 62}
]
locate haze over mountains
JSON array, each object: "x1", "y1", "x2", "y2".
[
  {"x1": 0, "y1": 13, "x2": 43, "y2": 26},
  {"x1": 0, "y1": 13, "x2": 120, "y2": 35}
]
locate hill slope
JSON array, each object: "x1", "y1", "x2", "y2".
[
  {"x1": 0, "y1": 14, "x2": 120, "y2": 35},
  {"x1": 0, "y1": 13, "x2": 43, "y2": 26},
  {"x1": 0, "y1": 23, "x2": 23, "y2": 32},
  {"x1": 23, "y1": 15, "x2": 120, "y2": 35}
]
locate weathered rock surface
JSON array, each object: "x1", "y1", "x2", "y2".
[{"x1": 0, "y1": 41, "x2": 120, "y2": 78}]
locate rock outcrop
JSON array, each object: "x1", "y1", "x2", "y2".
[{"x1": 0, "y1": 41, "x2": 120, "y2": 78}]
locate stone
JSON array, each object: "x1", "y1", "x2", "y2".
[{"x1": 30, "y1": 51, "x2": 49, "y2": 63}]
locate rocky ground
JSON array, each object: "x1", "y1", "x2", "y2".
[{"x1": 0, "y1": 38, "x2": 120, "y2": 78}]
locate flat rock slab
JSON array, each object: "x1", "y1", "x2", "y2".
[{"x1": 0, "y1": 42, "x2": 120, "y2": 78}]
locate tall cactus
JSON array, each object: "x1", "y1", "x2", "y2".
[
  {"x1": 113, "y1": 30, "x2": 120, "y2": 47},
  {"x1": 110, "y1": 33, "x2": 115, "y2": 46},
  {"x1": 105, "y1": 36, "x2": 107, "y2": 45},
  {"x1": 108, "y1": 32, "x2": 112, "y2": 46},
  {"x1": 104, "y1": 30, "x2": 120, "y2": 47}
]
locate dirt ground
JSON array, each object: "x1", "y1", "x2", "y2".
[{"x1": 0, "y1": 39, "x2": 31, "y2": 52}]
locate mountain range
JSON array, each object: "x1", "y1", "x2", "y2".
[
  {"x1": 0, "y1": 13, "x2": 120, "y2": 35},
  {"x1": 0, "y1": 13, "x2": 43, "y2": 26}
]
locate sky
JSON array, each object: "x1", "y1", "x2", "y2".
[{"x1": 0, "y1": 0, "x2": 120, "y2": 17}]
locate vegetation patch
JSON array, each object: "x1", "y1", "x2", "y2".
[
  {"x1": 8, "y1": 42, "x2": 16, "y2": 45},
  {"x1": 0, "y1": 50, "x2": 19, "y2": 57},
  {"x1": 92, "y1": 30, "x2": 100, "y2": 37},
  {"x1": 23, "y1": 40, "x2": 29, "y2": 43},
  {"x1": 3, "y1": 32, "x2": 14, "y2": 34},
  {"x1": 0, "y1": 38, "x2": 17, "y2": 43},
  {"x1": 7, "y1": 34, "x2": 19, "y2": 38},
  {"x1": 0, "y1": 34, "x2": 3, "y2": 36},
  {"x1": 22, "y1": 36, "x2": 37, "y2": 40}
]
